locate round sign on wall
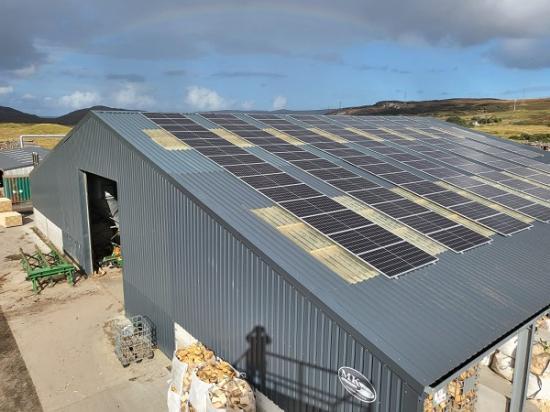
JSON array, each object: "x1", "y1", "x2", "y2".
[{"x1": 338, "y1": 367, "x2": 377, "y2": 403}]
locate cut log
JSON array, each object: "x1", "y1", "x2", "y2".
[
  {"x1": 0, "y1": 211, "x2": 22, "y2": 227},
  {"x1": 0, "y1": 197, "x2": 12, "y2": 213}
]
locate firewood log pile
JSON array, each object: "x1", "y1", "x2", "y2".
[
  {"x1": 176, "y1": 343, "x2": 215, "y2": 366},
  {"x1": 168, "y1": 342, "x2": 255, "y2": 412},
  {"x1": 196, "y1": 360, "x2": 237, "y2": 384},
  {"x1": 208, "y1": 378, "x2": 254, "y2": 410}
]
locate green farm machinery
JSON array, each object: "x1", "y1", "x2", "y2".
[
  {"x1": 20, "y1": 243, "x2": 76, "y2": 293},
  {"x1": 99, "y1": 243, "x2": 123, "y2": 268}
]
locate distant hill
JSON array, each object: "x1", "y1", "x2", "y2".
[
  {"x1": 330, "y1": 97, "x2": 550, "y2": 116},
  {"x1": 332, "y1": 97, "x2": 550, "y2": 143},
  {"x1": 0, "y1": 105, "x2": 129, "y2": 126},
  {"x1": 0, "y1": 106, "x2": 44, "y2": 123}
]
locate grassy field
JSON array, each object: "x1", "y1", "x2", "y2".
[
  {"x1": 0, "y1": 123, "x2": 72, "y2": 149},
  {"x1": 435, "y1": 99, "x2": 550, "y2": 142}
]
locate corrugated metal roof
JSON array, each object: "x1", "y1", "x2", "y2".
[
  {"x1": 93, "y1": 110, "x2": 550, "y2": 389},
  {"x1": 0, "y1": 146, "x2": 50, "y2": 171}
]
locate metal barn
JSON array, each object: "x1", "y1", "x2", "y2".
[
  {"x1": 0, "y1": 146, "x2": 49, "y2": 204},
  {"x1": 31, "y1": 111, "x2": 550, "y2": 411}
]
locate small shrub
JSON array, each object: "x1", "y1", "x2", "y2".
[{"x1": 446, "y1": 116, "x2": 469, "y2": 127}]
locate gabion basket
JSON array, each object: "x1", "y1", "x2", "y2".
[{"x1": 114, "y1": 315, "x2": 155, "y2": 367}]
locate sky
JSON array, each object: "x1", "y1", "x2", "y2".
[{"x1": 1, "y1": 0, "x2": 550, "y2": 115}]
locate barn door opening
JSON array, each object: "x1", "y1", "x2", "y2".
[{"x1": 85, "y1": 172, "x2": 121, "y2": 271}]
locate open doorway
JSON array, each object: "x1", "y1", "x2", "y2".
[{"x1": 85, "y1": 172, "x2": 121, "y2": 271}]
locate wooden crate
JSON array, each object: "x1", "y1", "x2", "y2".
[
  {"x1": 0, "y1": 211, "x2": 22, "y2": 227},
  {"x1": 0, "y1": 197, "x2": 12, "y2": 212}
]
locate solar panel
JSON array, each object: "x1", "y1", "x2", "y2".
[
  {"x1": 428, "y1": 226, "x2": 492, "y2": 252},
  {"x1": 308, "y1": 168, "x2": 357, "y2": 180},
  {"x1": 196, "y1": 146, "x2": 248, "y2": 156},
  {"x1": 530, "y1": 174, "x2": 550, "y2": 185},
  {"x1": 518, "y1": 204, "x2": 550, "y2": 223},
  {"x1": 450, "y1": 202, "x2": 499, "y2": 220},
  {"x1": 225, "y1": 163, "x2": 280, "y2": 176},
  {"x1": 425, "y1": 168, "x2": 463, "y2": 178},
  {"x1": 401, "y1": 181, "x2": 447, "y2": 195},
  {"x1": 374, "y1": 199, "x2": 429, "y2": 219},
  {"x1": 342, "y1": 155, "x2": 383, "y2": 165},
  {"x1": 525, "y1": 187, "x2": 550, "y2": 201},
  {"x1": 303, "y1": 210, "x2": 373, "y2": 235},
  {"x1": 209, "y1": 154, "x2": 263, "y2": 166},
  {"x1": 350, "y1": 188, "x2": 402, "y2": 205},
  {"x1": 280, "y1": 196, "x2": 346, "y2": 217},
  {"x1": 290, "y1": 159, "x2": 336, "y2": 170},
  {"x1": 382, "y1": 171, "x2": 424, "y2": 184},
  {"x1": 387, "y1": 153, "x2": 420, "y2": 162},
  {"x1": 241, "y1": 173, "x2": 300, "y2": 189},
  {"x1": 400, "y1": 212, "x2": 457, "y2": 234},
  {"x1": 424, "y1": 191, "x2": 471, "y2": 207},
  {"x1": 477, "y1": 214, "x2": 531, "y2": 235},
  {"x1": 443, "y1": 176, "x2": 483, "y2": 188},
  {"x1": 277, "y1": 151, "x2": 319, "y2": 161},
  {"x1": 502, "y1": 179, "x2": 538, "y2": 191},
  {"x1": 491, "y1": 193, "x2": 533, "y2": 209},
  {"x1": 459, "y1": 163, "x2": 494, "y2": 173},
  {"x1": 260, "y1": 184, "x2": 322, "y2": 202},
  {"x1": 329, "y1": 177, "x2": 379, "y2": 192},
  {"x1": 329, "y1": 226, "x2": 404, "y2": 254},
  {"x1": 467, "y1": 185, "x2": 508, "y2": 198},
  {"x1": 359, "y1": 242, "x2": 436, "y2": 278}
]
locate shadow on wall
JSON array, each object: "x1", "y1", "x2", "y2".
[{"x1": 235, "y1": 326, "x2": 359, "y2": 412}]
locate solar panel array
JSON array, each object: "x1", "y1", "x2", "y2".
[
  {"x1": 144, "y1": 112, "x2": 437, "y2": 278},
  {"x1": 142, "y1": 111, "x2": 550, "y2": 280},
  {"x1": 205, "y1": 112, "x2": 492, "y2": 253},
  {"x1": 339, "y1": 124, "x2": 550, "y2": 223},
  {"x1": 410, "y1": 128, "x2": 550, "y2": 200},
  {"x1": 313, "y1": 116, "x2": 532, "y2": 235},
  {"x1": 323, "y1": 125, "x2": 550, "y2": 224}
]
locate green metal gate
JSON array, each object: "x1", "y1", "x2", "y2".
[{"x1": 2, "y1": 176, "x2": 31, "y2": 204}]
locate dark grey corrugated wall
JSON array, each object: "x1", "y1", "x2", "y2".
[{"x1": 30, "y1": 115, "x2": 422, "y2": 412}]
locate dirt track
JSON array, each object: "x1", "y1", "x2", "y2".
[
  {"x1": 0, "y1": 216, "x2": 170, "y2": 412},
  {"x1": 0, "y1": 284, "x2": 42, "y2": 412}
]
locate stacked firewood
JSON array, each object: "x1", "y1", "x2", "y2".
[{"x1": 208, "y1": 378, "x2": 254, "y2": 410}]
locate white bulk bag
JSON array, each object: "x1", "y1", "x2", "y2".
[{"x1": 491, "y1": 351, "x2": 514, "y2": 382}]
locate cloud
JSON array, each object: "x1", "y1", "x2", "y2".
[
  {"x1": 272, "y1": 95, "x2": 287, "y2": 110},
  {"x1": 13, "y1": 65, "x2": 37, "y2": 77},
  {"x1": 211, "y1": 71, "x2": 286, "y2": 79},
  {"x1": 241, "y1": 100, "x2": 255, "y2": 110},
  {"x1": 106, "y1": 73, "x2": 145, "y2": 82},
  {"x1": 58, "y1": 91, "x2": 101, "y2": 109},
  {"x1": 60, "y1": 67, "x2": 98, "y2": 79},
  {"x1": 164, "y1": 69, "x2": 187, "y2": 77},
  {"x1": 112, "y1": 84, "x2": 155, "y2": 108},
  {"x1": 427, "y1": 66, "x2": 458, "y2": 74},
  {"x1": 489, "y1": 38, "x2": 550, "y2": 69},
  {"x1": 357, "y1": 64, "x2": 410, "y2": 74},
  {"x1": 0, "y1": 85, "x2": 14, "y2": 95},
  {"x1": 185, "y1": 86, "x2": 229, "y2": 111},
  {"x1": 2, "y1": 1, "x2": 550, "y2": 73}
]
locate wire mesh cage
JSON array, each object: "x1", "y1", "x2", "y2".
[{"x1": 114, "y1": 315, "x2": 155, "y2": 367}]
